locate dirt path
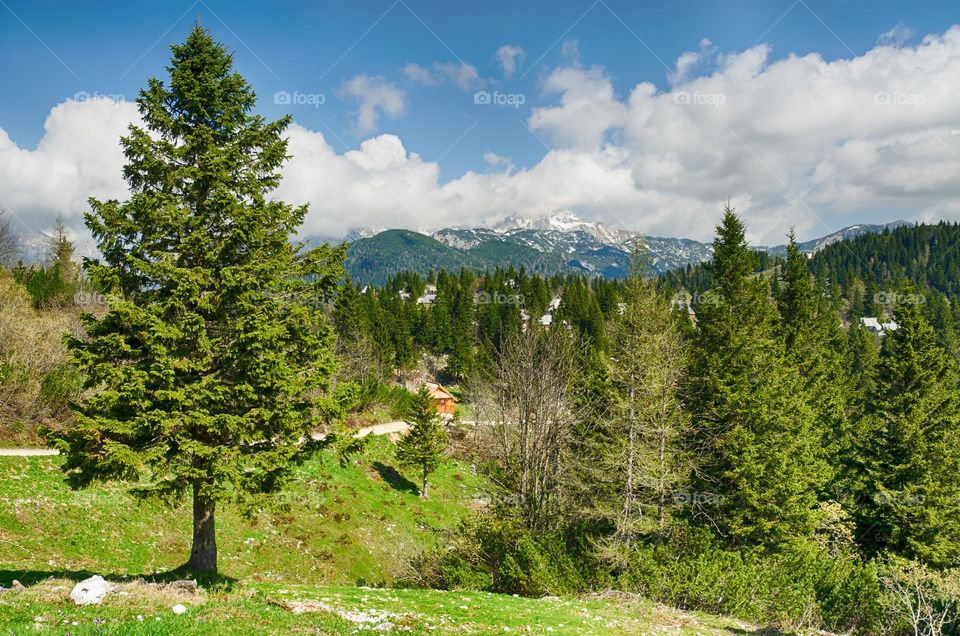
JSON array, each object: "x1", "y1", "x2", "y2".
[
  {"x1": 0, "y1": 448, "x2": 60, "y2": 457},
  {"x1": 356, "y1": 421, "x2": 410, "y2": 437},
  {"x1": 0, "y1": 422, "x2": 413, "y2": 458}
]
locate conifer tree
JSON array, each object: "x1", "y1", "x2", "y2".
[
  {"x1": 397, "y1": 385, "x2": 447, "y2": 498},
  {"x1": 47, "y1": 213, "x2": 77, "y2": 280},
  {"x1": 593, "y1": 244, "x2": 690, "y2": 555},
  {"x1": 776, "y1": 232, "x2": 848, "y2": 490},
  {"x1": 45, "y1": 27, "x2": 349, "y2": 574},
  {"x1": 853, "y1": 294, "x2": 960, "y2": 566},
  {"x1": 687, "y1": 207, "x2": 824, "y2": 547}
]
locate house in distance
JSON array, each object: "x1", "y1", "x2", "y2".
[{"x1": 426, "y1": 382, "x2": 456, "y2": 418}]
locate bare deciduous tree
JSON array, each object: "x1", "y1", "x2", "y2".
[
  {"x1": 476, "y1": 328, "x2": 579, "y2": 531},
  {"x1": 0, "y1": 209, "x2": 20, "y2": 267},
  {"x1": 880, "y1": 558, "x2": 960, "y2": 636}
]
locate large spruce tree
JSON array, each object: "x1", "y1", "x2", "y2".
[
  {"x1": 853, "y1": 294, "x2": 960, "y2": 566},
  {"x1": 776, "y1": 232, "x2": 849, "y2": 491},
  {"x1": 687, "y1": 208, "x2": 825, "y2": 548},
  {"x1": 46, "y1": 27, "x2": 347, "y2": 574}
]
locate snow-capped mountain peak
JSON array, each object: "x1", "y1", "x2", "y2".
[{"x1": 490, "y1": 210, "x2": 635, "y2": 247}]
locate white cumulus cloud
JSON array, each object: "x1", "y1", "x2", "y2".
[
  {"x1": 401, "y1": 61, "x2": 484, "y2": 91},
  {"x1": 337, "y1": 74, "x2": 406, "y2": 135},
  {"x1": 3, "y1": 26, "x2": 960, "y2": 248},
  {"x1": 496, "y1": 45, "x2": 526, "y2": 78}
]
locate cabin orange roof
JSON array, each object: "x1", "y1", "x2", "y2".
[{"x1": 425, "y1": 382, "x2": 455, "y2": 401}]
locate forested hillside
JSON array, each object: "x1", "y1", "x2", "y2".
[
  {"x1": 324, "y1": 208, "x2": 960, "y2": 635},
  {"x1": 661, "y1": 221, "x2": 960, "y2": 302},
  {"x1": 810, "y1": 221, "x2": 960, "y2": 297}
]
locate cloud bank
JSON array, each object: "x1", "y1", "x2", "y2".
[{"x1": 3, "y1": 27, "x2": 960, "y2": 246}]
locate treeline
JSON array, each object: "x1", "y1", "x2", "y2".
[
  {"x1": 810, "y1": 221, "x2": 960, "y2": 297},
  {"x1": 347, "y1": 209, "x2": 960, "y2": 635},
  {"x1": 659, "y1": 223, "x2": 960, "y2": 361},
  {"x1": 331, "y1": 266, "x2": 621, "y2": 385},
  {"x1": 333, "y1": 225, "x2": 960, "y2": 396}
]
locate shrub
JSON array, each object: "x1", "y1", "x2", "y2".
[
  {"x1": 879, "y1": 557, "x2": 960, "y2": 636},
  {"x1": 617, "y1": 525, "x2": 884, "y2": 634},
  {"x1": 0, "y1": 272, "x2": 77, "y2": 443},
  {"x1": 39, "y1": 363, "x2": 83, "y2": 413},
  {"x1": 12, "y1": 264, "x2": 76, "y2": 309},
  {"x1": 353, "y1": 380, "x2": 415, "y2": 419},
  {"x1": 408, "y1": 513, "x2": 594, "y2": 596}
]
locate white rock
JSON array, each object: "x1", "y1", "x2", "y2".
[
  {"x1": 172, "y1": 604, "x2": 187, "y2": 615},
  {"x1": 69, "y1": 576, "x2": 111, "y2": 606}
]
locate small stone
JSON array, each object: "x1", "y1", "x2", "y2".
[
  {"x1": 11, "y1": 580, "x2": 24, "y2": 590},
  {"x1": 69, "y1": 576, "x2": 111, "y2": 606},
  {"x1": 172, "y1": 604, "x2": 187, "y2": 615}
]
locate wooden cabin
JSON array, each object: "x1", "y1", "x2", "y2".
[{"x1": 426, "y1": 382, "x2": 456, "y2": 417}]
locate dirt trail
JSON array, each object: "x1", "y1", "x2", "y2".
[
  {"x1": 0, "y1": 422, "x2": 413, "y2": 458},
  {"x1": 0, "y1": 448, "x2": 59, "y2": 457}
]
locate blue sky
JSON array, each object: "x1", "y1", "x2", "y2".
[
  {"x1": 2, "y1": 0, "x2": 960, "y2": 243},
  {"x1": 1, "y1": 0, "x2": 952, "y2": 174}
]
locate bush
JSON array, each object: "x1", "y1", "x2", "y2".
[
  {"x1": 0, "y1": 272, "x2": 77, "y2": 443},
  {"x1": 12, "y1": 264, "x2": 76, "y2": 309},
  {"x1": 408, "y1": 513, "x2": 595, "y2": 596},
  {"x1": 39, "y1": 363, "x2": 83, "y2": 413},
  {"x1": 879, "y1": 557, "x2": 960, "y2": 635},
  {"x1": 617, "y1": 525, "x2": 884, "y2": 634},
  {"x1": 354, "y1": 380, "x2": 414, "y2": 419}
]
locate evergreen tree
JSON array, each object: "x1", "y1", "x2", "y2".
[
  {"x1": 446, "y1": 274, "x2": 476, "y2": 379},
  {"x1": 776, "y1": 232, "x2": 848, "y2": 492},
  {"x1": 847, "y1": 323, "x2": 879, "y2": 400},
  {"x1": 397, "y1": 385, "x2": 447, "y2": 498},
  {"x1": 687, "y1": 207, "x2": 824, "y2": 548},
  {"x1": 45, "y1": 27, "x2": 349, "y2": 574},
  {"x1": 593, "y1": 244, "x2": 690, "y2": 555},
  {"x1": 853, "y1": 294, "x2": 960, "y2": 566},
  {"x1": 47, "y1": 213, "x2": 77, "y2": 282}
]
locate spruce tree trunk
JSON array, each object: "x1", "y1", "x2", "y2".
[
  {"x1": 421, "y1": 464, "x2": 429, "y2": 499},
  {"x1": 188, "y1": 482, "x2": 217, "y2": 573}
]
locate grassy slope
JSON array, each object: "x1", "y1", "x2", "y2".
[
  {"x1": 0, "y1": 436, "x2": 484, "y2": 585},
  {"x1": 0, "y1": 581, "x2": 765, "y2": 635},
  {"x1": 0, "y1": 436, "x2": 784, "y2": 635}
]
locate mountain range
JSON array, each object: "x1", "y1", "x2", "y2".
[{"x1": 341, "y1": 211, "x2": 913, "y2": 285}]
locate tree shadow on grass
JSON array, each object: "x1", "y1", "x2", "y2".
[
  {"x1": 372, "y1": 461, "x2": 419, "y2": 496},
  {"x1": 0, "y1": 564, "x2": 238, "y2": 590}
]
